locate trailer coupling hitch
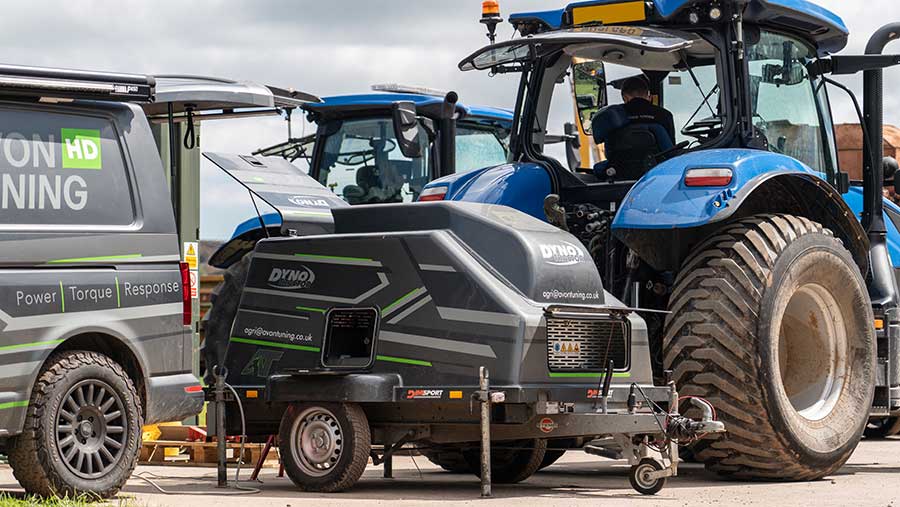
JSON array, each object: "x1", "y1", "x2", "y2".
[{"x1": 666, "y1": 398, "x2": 726, "y2": 441}]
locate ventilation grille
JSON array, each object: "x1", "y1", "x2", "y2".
[{"x1": 546, "y1": 317, "x2": 629, "y2": 371}]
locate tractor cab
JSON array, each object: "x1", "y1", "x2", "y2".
[{"x1": 256, "y1": 86, "x2": 513, "y2": 205}]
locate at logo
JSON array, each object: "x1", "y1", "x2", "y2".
[
  {"x1": 288, "y1": 195, "x2": 329, "y2": 207},
  {"x1": 405, "y1": 389, "x2": 444, "y2": 399},
  {"x1": 539, "y1": 241, "x2": 585, "y2": 266},
  {"x1": 538, "y1": 417, "x2": 558, "y2": 434},
  {"x1": 61, "y1": 128, "x2": 102, "y2": 170},
  {"x1": 268, "y1": 266, "x2": 315, "y2": 290},
  {"x1": 241, "y1": 349, "x2": 284, "y2": 378}
]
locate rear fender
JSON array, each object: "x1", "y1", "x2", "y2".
[{"x1": 613, "y1": 149, "x2": 868, "y2": 273}]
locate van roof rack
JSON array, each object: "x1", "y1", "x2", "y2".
[{"x1": 0, "y1": 63, "x2": 154, "y2": 103}]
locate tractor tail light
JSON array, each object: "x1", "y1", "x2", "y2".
[
  {"x1": 419, "y1": 186, "x2": 448, "y2": 202},
  {"x1": 180, "y1": 261, "x2": 192, "y2": 326},
  {"x1": 684, "y1": 168, "x2": 733, "y2": 187}
]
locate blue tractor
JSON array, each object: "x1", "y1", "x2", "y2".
[{"x1": 422, "y1": 0, "x2": 900, "y2": 479}]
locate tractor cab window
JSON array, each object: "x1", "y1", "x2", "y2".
[
  {"x1": 748, "y1": 31, "x2": 829, "y2": 175},
  {"x1": 455, "y1": 124, "x2": 509, "y2": 172},
  {"x1": 318, "y1": 118, "x2": 430, "y2": 204},
  {"x1": 662, "y1": 63, "x2": 722, "y2": 145}
]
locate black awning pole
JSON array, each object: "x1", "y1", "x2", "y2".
[{"x1": 167, "y1": 102, "x2": 181, "y2": 237}]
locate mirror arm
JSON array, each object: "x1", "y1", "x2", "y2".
[{"x1": 808, "y1": 54, "x2": 900, "y2": 78}]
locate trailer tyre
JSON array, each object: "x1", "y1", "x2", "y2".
[
  {"x1": 8, "y1": 351, "x2": 141, "y2": 498},
  {"x1": 463, "y1": 438, "x2": 547, "y2": 483},
  {"x1": 664, "y1": 214, "x2": 875, "y2": 480},
  {"x1": 279, "y1": 402, "x2": 371, "y2": 492}
]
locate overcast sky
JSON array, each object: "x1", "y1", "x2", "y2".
[{"x1": 2, "y1": 1, "x2": 896, "y2": 239}]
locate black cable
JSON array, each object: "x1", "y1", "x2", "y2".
[{"x1": 183, "y1": 108, "x2": 196, "y2": 150}]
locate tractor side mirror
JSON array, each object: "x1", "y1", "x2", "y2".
[
  {"x1": 885, "y1": 157, "x2": 900, "y2": 195},
  {"x1": 572, "y1": 60, "x2": 607, "y2": 136},
  {"x1": 391, "y1": 101, "x2": 423, "y2": 159}
]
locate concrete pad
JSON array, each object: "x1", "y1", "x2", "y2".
[{"x1": 0, "y1": 438, "x2": 897, "y2": 506}]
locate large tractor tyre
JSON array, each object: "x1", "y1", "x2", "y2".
[
  {"x1": 463, "y1": 439, "x2": 547, "y2": 484},
  {"x1": 8, "y1": 351, "x2": 142, "y2": 498},
  {"x1": 203, "y1": 255, "x2": 251, "y2": 382},
  {"x1": 663, "y1": 214, "x2": 875, "y2": 481},
  {"x1": 279, "y1": 402, "x2": 371, "y2": 493},
  {"x1": 539, "y1": 449, "x2": 566, "y2": 470},
  {"x1": 421, "y1": 447, "x2": 471, "y2": 473},
  {"x1": 864, "y1": 417, "x2": 900, "y2": 439}
]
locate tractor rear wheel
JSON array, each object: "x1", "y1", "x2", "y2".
[
  {"x1": 421, "y1": 446, "x2": 471, "y2": 473},
  {"x1": 203, "y1": 255, "x2": 251, "y2": 382},
  {"x1": 664, "y1": 214, "x2": 875, "y2": 480},
  {"x1": 463, "y1": 439, "x2": 547, "y2": 483}
]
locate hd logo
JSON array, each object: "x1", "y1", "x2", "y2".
[{"x1": 61, "y1": 128, "x2": 102, "y2": 170}]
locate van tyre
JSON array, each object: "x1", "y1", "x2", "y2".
[
  {"x1": 463, "y1": 438, "x2": 547, "y2": 483},
  {"x1": 204, "y1": 255, "x2": 251, "y2": 381},
  {"x1": 664, "y1": 214, "x2": 875, "y2": 480},
  {"x1": 279, "y1": 402, "x2": 371, "y2": 492},
  {"x1": 8, "y1": 351, "x2": 142, "y2": 498}
]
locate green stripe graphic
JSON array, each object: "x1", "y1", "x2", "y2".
[
  {"x1": 381, "y1": 288, "x2": 420, "y2": 315},
  {"x1": 295, "y1": 306, "x2": 327, "y2": 314},
  {"x1": 294, "y1": 253, "x2": 373, "y2": 262},
  {"x1": 0, "y1": 401, "x2": 28, "y2": 410},
  {"x1": 115, "y1": 276, "x2": 121, "y2": 308},
  {"x1": 0, "y1": 339, "x2": 66, "y2": 353},
  {"x1": 48, "y1": 254, "x2": 143, "y2": 264},
  {"x1": 548, "y1": 372, "x2": 631, "y2": 378},
  {"x1": 230, "y1": 337, "x2": 321, "y2": 353},
  {"x1": 376, "y1": 355, "x2": 432, "y2": 367},
  {"x1": 59, "y1": 281, "x2": 65, "y2": 313}
]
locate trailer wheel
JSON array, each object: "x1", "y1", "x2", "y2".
[
  {"x1": 421, "y1": 446, "x2": 471, "y2": 473},
  {"x1": 539, "y1": 449, "x2": 566, "y2": 470},
  {"x1": 664, "y1": 214, "x2": 875, "y2": 480},
  {"x1": 629, "y1": 458, "x2": 666, "y2": 495},
  {"x1": 864, "y1": 417, "x2": 900, "y2": 439},
  {"x1": 8, "y1": 351, "x2": 141, "y2": 498},
  {"x1": 279, "y1": 402, "x2": 370, "y2": 492},
  {"x1": 463, "y1": 438, "x2": 547, "y2": 483}
]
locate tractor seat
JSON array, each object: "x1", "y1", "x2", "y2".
[{"x1": 592, "y1": 104, "x2": 673, "y2": 181}]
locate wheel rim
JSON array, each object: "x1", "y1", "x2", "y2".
[
  {"x1": 56, "y1": 379, "x2": 127, "y2": 479},
  {"x1": 777, "y1": 283, "x2": 848, "y2": 421},
  {"x1": 290, "y1": 407, "x2": 343, "y2": 477},
  {"x1": 634, "y1": 462, "x2": 658, "y2": 490}
]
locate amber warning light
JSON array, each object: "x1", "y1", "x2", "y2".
[{"x1": 481, "y1": 1, "x2": 503, "y2": 43}]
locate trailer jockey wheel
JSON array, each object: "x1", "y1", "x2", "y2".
[
  {"x1": 278, "y1": 402, "x2": 371, "y2": 493},
  {"x1": 629, "y1": 458, "x2": 666, "y2": 495}
]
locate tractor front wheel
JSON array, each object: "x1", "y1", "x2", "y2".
[{"x1": 664, "y1": 214, "x2": 875, "y2": 480}]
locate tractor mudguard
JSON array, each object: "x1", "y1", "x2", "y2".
[
  {"x1": 205, "y1": 152, "x2": 350, "y2": 269},
  {"x1": 844, "y1": 186, "x2": 900, "y2": 268},
  {"x1": 612, "y1": 149, "x2": 869, "y2": 273},
  {"x1": 426, "y1": 162, "x2": 553, "y2": 221}
]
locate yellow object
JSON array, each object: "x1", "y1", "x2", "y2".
[
  {"x1": 246, "y1": 390, "x2": 259, "y2": 399},
  {"x1": 450, "y1": 390, "x2": 463, "y2": 399},
  {"x1": 875, "y1": 319, "x2": 884, "y2": 330},
  {"x1": 482, "y1": 0, "x2": 500, "y2": 17},
  {"x1": 141, "y1": 424, "x2": 161, "y2": 442},
  {"x1": 571, "y1": 1, "x2": 646, "y2": 26}
]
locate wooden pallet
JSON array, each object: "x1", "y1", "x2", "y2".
[{"x1": 139, "y1": 439, "x2": 280, "y2": 467}]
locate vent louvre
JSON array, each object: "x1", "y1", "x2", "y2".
[{"x1": 546, "y1": 317, "x2": 629, "y2": 371}]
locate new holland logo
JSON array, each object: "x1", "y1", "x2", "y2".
[
  {"x1": 288, "y1": 195, "x2": 329, "y2": 207},
  {"x1": 405, "y1": 389, "x2": 444, "y2": 400},
  {"x1": 268, "y1": 266, "x2": 315, "y2": 290},
  {"x1": 539, "y1": 241, "x2": 585, "y2": 266}
]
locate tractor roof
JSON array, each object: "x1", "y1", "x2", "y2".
[
  {"x1": 301, "y1": 93, "x2": 514, "y2": 123},
  {"x1": 509, "y1": 0, "x2": 848, "y2": 54}
]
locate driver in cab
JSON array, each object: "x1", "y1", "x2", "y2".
[{"x1": 620, "y1": 76, "x2": 675, "y2": 145}]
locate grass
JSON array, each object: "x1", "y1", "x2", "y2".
[{"x1": 0, "y1": 494, "x2": 139, "y2": 507}]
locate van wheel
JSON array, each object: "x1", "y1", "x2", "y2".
[
  {"x1": 664, "y1": 214, "x2": 875, "y2": 480},
  {"x1": 463, "y1": 439, "x2": 547, "y2": 483},
  {"x1": 279, "y1": 402, "x2": 371, "y2": 492},
  {"x1": 203, "y1": 255, "x2": 251, "y2": 382},
  {"x1": 8, "y1": 351, "x2": 141, "y2": 498}
]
